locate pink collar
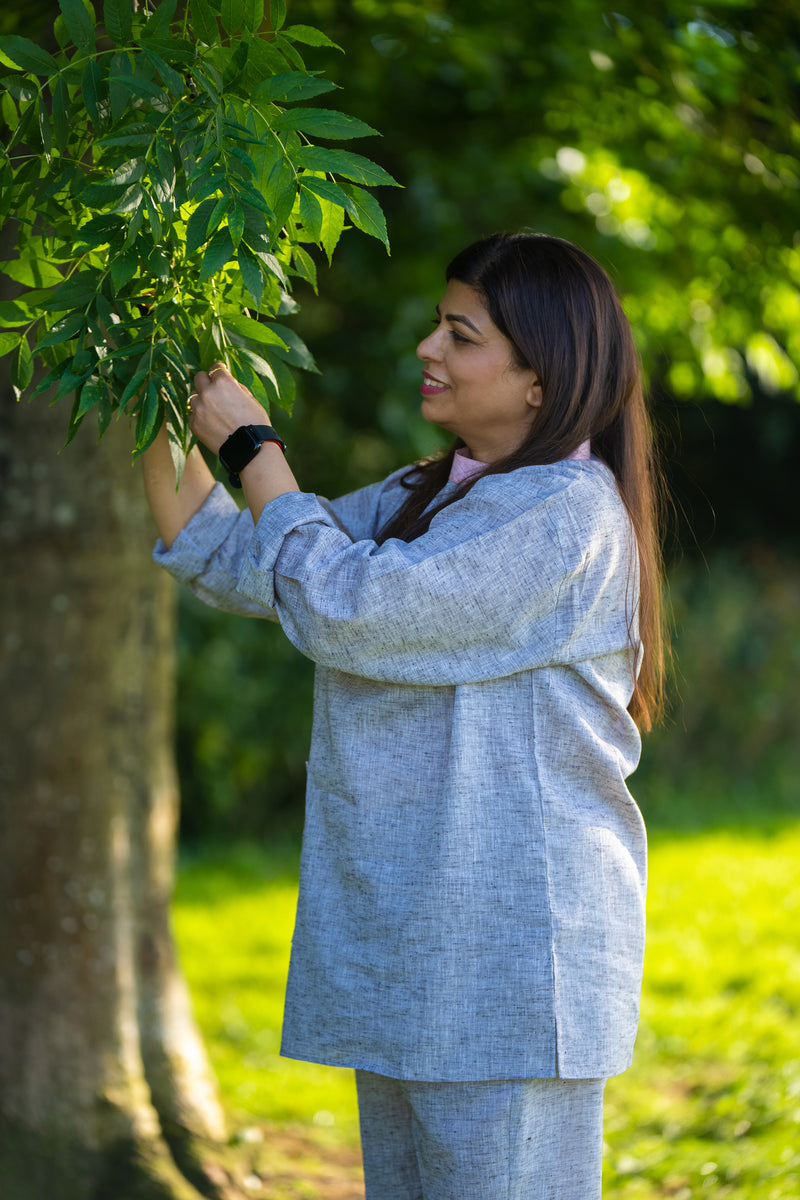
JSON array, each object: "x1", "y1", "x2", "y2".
[{"x1": 448, "y1": 441, "x2": 591, "y2": 485}]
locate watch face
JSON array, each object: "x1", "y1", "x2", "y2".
[{"x1": 219, "y1": 426, "x2": 258, "y2": 473}]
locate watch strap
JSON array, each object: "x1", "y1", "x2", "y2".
[{"x1": 218, "y1": 424, "x2": 286, "y2": 489}]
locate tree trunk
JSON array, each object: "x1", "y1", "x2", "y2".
[{"x1": 0, "y1": 365, "x2": 233, "y2": 1199}]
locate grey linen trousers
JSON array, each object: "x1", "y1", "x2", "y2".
[{"x1": 356, "y1": 1071, "x2": 606, "y2": 1200}]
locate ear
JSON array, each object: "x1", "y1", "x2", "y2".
[{"x1": 525, "y1": 378, "x2": 543, "y2": 409}]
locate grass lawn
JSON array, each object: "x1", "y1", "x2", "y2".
[{"x1": 174, "y1": 817, "x2": 800, "y2": 1198}]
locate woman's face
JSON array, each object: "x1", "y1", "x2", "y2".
[{"x1": 415, "y1": 279, "x2": 542, "y2": 463}]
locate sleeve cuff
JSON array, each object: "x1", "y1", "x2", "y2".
[
  {"x1": 236, "y1": 490, "x2": 335, "y2": 610},
  {"x1": 152, "y1": 483, "x2": 241, "y2": 584}
]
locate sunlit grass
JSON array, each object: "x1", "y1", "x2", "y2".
[{"x1": 174, "y1": 818, "x2": 800, "y2": 1197}]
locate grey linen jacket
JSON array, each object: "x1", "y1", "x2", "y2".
[{"x1": 154, "y1": 457, "x2": 647, "y2": 1082}]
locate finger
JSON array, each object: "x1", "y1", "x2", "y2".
[{"x1": 208, "y1": 362, "x2": 228, "y2": 378}]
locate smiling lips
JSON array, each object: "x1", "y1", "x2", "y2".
[{"x1": 421, "y1": 372, "x2": 449, "y2": 395}]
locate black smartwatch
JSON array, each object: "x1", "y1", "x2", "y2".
[{"x1": 218, "y1": 424, "x2": 286, "y2": 489}]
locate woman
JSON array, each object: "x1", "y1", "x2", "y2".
[{"x1": 144, "y1": 232, "x2": 665, "y2": 1199}]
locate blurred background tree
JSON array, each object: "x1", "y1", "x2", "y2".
[{"x1": 175, "y1": 0, "x2": 800, "y2": 839}]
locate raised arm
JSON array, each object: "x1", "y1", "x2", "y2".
[
  {"x1": 141, "y1": 424, "x2": 216, "y2": 549},
  {"x1": 142, "y1": 362, "x2": 300, "y2": 547}
]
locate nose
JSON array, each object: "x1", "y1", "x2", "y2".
[{"x1": 416, "y1": 325, "x2": 441, "y2": 362}]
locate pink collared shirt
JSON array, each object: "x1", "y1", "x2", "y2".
[{"x1": 448, "y1": 441, "x2": 591, "y2": 485}]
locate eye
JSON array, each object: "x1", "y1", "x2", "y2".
[{"x1": 449, "y1": 329, "x2": 471, "y2": 344}]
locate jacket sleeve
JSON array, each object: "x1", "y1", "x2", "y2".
[
  {"x1": 152, "y1": 468, "x2": 411, "y2": 619},
  {"x1": 153, "y1": 483, "x2": 273, "y2": 618},
  {"x1": 235, "y1": 464, "x2": 639, "y2": 686}
]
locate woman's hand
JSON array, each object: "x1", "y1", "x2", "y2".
[{"x1": 189, "y1": 362, "x2": 267, "y2": 453}]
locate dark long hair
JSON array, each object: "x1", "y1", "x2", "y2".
[{"x1": 377, "y1": 232, "x2": 667, "y2": 729}]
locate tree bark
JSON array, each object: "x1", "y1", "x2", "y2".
[{"x1": 0, "y1": 365, "x2": 231, "y2": 1199}]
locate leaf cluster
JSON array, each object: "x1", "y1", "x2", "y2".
[{"x1": 0, "y1": 0, "x2": 399, "y2": 470}]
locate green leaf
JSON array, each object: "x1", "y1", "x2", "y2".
[
  {"x1": 108, "y1": 159, "x2": 146, "y2": 186},
  {"x1": 82, "y1": 59, "x2": 109, "y2": 129},
  {"x1": 50, "y1": 78, "x2": 69, "y2": 152},
  {"x1": 295, "y1": 146, "x2": 400, "y2": 187},
  {"x1": 199, "y1": 227, "x2": 235, "y2": 281},
  {"x1": 144, "y1": 37, "x2": 195, "y2": 65},
  {"x1": 1, "y1": 90, "x2": 18, "y2": 130},
  {"x1": 207, "y1": 194, "x2": 232, "y2": 240},
  {"x1": 188, "y1": 65, "x2": 221, "y2": 104},
  {"x1": 75, "y1": 214, "x2": 126, "y2": 248},
  {"x1": 1, "y1": 75, "x2": 36, "y2": 103},
  {"x1": 0, "y1": 299, "x2": 34, "y2": 328},
  {"x1": 300, "y1": 174, "x2": 350, "y2": 210},
  {"x1": 58, "y1": 0, "x2": 96, "y2": 55},
  {"x1": 125, "y1": 202, "x2": 144, "y2": 245},
  {"x1": 142, "y1": 189, "x2": 162, "y2": 242},
  {"x1": 11, "y1": 338, "x2": 34, "y2": 392},
  {"x1": 271, "y1": 107, "x2": 378, "y2": 140},
  {"x1": 220, "y1": 0, "x2": 245, "y2": 35},
  {"x1": 155, "y1": 138, "x2": 177, "y2": 197},
  {"x1": 146, "y1": 245, "x2": 170, "y2": 282},
  {"x1": 36, "y1": 313, "x2": 85, "y2": 350},
  {"x1": 80, "y1": 180, "x2": 130, "y2": 206},
  {"x1": 298, "y1": 186, "x2": 323, "y2": 241},
  {"x1": 339, "y1": 182, "x2": 389, "y2": 250},
  {"x1": 267, "y1": 320, "x2": 317, "y2": 371},
  {"x1": 253, "y1": 71, "x2": 338, "y2": 104},
  {"x1": 291, "y1": 243, "x2": 317, "y2": 290},
  {"x1": 243, "y1": 0, "x2": 264, "y2": 33},
  {"x1": 76, "y1": 374, "x2": 107, "y2": 417},
  {"x1": 96, "y1": 385, "x2": 113, "y2": 438},
  {"x1": 272, "y1": 33, "x2": 305, "y2": 71},
  {"x1": 0, "y1": 329, "x2": 23, "y2": 356},
  {"x1": 109, "y1": 250, "x2": 137, "y2": 293},
  {"x1": 62, "y1": 394, "x2": 87, "y2": 448},
  {"x1": 1, "y1": 255, "x2": 64, "y2": 288},
  {"x1": 228, "y1": 203, "x2": 245, "y2": 246},
  {"x1": 118, "y1": 364, "x2": 148, "y2": 409},
  {"x1": 103, "y1": 0, "x2": 132, "y2": 45},
  {"x1": 37, "y1": 104, "x2": 52, "y2": 160},
  {"x1": 242, "y1": 35, "x2": 287, "y2": 80},
  {"x1": 235, "y1": 180, "x2": 276, "y2": 222},
  {"x1": 98, "y1": 121, "x2": 156, "y2": 148},
  {"x1": 270, "y1": 0, "x2": 286, "y2": 32},
  {"x1": 109, "y1": 71, "x2": 168, "y2": 108},
  {"x1": 140, "y1": 0, "x2": 178, "y2": 42},
  {"x1": 245, "y1": 245, "x2": 286, "y2": 286},
  {"x1": 134, "y1": 376, "x2": 162, "y2": 454},
  {"x1": 282, "y1": 24, "x2": 343, "y2": 52},
  {"x1": 49, "y1": 271, "x2": 99, "y2": 311},
  {"x1": 108, "y1": 49, "x2": 132, "y2": 123},
  {"x1": 237, "y1": 243, "x2": 263, "y2": 309},
  {"x1": 6, "y1": 94, "x2": 39, "y2": 154},
  {"x1": 0, "y1": 35, "x2": 59, "y2": 76},
  {"x1": 265, "y1": 353, "x2": 295, "y2": 414},
  {"x1": 143, "y1": 48, "x2": 184, "y2": 96},
  {"x1": 113, "y1": 183, "x2": 144, "y2": 214},
  {"x1": 222, "y1": 312, "x2": 288, "y2": 346},
  {"x1": 185, "y1": 197, "x2": 219, "y2": 257},
  {"x1": 189, "y1": 0, "x2": 219, "y2": 46},
  {"x1": 319, "y1": 191, "x2": 345, "y2": 263}
]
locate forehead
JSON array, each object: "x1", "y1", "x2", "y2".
[{"x1": 438, "y1": 279, "x2": 492, "y2": 327}]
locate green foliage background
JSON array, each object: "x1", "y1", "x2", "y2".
[{"x1": 171, "y1": 0, "x2": 800, "y2": 839}]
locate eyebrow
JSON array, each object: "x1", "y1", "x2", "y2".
[{"x1": 435, "y1": 304, "x2": 483, "y2": 336}]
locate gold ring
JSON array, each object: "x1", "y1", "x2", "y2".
[
  {"x1": 188, "y1": 393, "x2": 198, "y2": 405},
  {"x1": 208, "y1": 366, "x2": 225, "y2": 377}
]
